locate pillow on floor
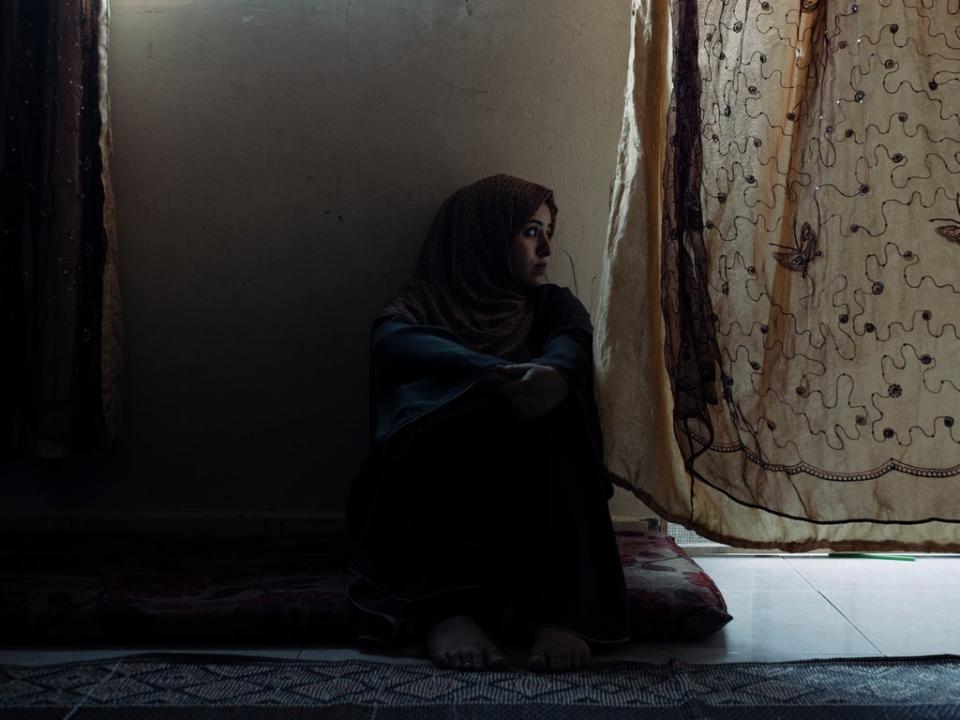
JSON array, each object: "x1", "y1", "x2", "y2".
[{"x1": 618, "y1": 530, "x2": 732, "y2": 641}]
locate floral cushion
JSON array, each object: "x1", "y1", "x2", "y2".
[
  {"x1": 618, "y1": 530, "x2": 732, "y2": 641},
  {"x1": 0, "y1": 530, "x2": 729, "y2": 644}
]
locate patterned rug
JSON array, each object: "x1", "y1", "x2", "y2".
[{"x1": 2, "y1": 653, "x2": 960, "y2": 719}]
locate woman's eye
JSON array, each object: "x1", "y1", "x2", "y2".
[{"x1": 525, "y1": 227, "x2": 538, "y2": 237}]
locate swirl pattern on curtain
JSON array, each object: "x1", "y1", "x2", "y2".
[{"x1": 661, "y1": 0, "x2": 960, "y2": 529}]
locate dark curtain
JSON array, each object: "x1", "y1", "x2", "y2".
[
  {"x1": 1, "y1": 0, "x2": 121, "y2": 459},
  {"x1": 660, "y1": 0, "x2": 722, "y2": 488}
]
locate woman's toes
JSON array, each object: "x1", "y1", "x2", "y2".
[
  {"x1": 485, "y1": 649, "x2": 507, "y2": 670},
  {"x1": 425, "y1": 615, "x2": 505, "y2": 671},
  {"x1": 529, "y1": 627, "x2": 591, "y2": 673},
  {"x1": 527, "y1": 652, "x2": 547, "y2": 671},
  {"x1": 479, "y1": 645, "x2": 507, "y2": 670}
]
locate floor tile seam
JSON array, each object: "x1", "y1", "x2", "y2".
[
  {"x1": 804, "y1": 586, "x2": 887, "y2": 657},
  {"x1": 61, "y1": 657, "x2": 122, "y2": 720},
  {"x1": 698, "y1": 556, "x2": 815, "y2": 592},
  {"x1": 782, "y1": 556, "x2": 891, "y2": 656},
  {"x1": 717, "y1": 558, "x2": 885, "y2": 658},
  {"x1": 782, "y1": 556, "x2": 839, "y2": 595}
]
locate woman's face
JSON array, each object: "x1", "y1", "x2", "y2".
[{"x1": 509, "y1": 202, "x2": 553, "y2": 291}]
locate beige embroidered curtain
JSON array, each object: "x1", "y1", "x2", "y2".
[{"x1": 596, "y1": 0, "x2": 960, "y2": 552}]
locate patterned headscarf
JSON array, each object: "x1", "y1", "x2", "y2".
[{"x1": 379, "y1": 174, "x2": 558, "y2": 361}]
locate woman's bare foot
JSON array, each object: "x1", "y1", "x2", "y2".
[
  {"x1": 426, "y1": 614, "x2": 507, "y2": 671},
  {"x1": 526, "y1": 626, "x2": 592, "y2": 672}
]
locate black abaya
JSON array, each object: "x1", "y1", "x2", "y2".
[{"x1": 344, "y1": 284, "x2": 631, "y2": 647}]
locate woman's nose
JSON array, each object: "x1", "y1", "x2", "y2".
[{"x1": 537, "y1": 232, "x2": 551, "y2": 255}]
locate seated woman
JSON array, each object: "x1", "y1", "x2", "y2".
[{"x1": 345, "y1": 174, "x2": 630, "y2": 673}]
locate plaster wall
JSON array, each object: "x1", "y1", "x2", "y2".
[{"x1": 0, "y1": 0, "x2": 653, "y2": 529}]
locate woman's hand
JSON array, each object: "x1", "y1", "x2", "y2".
[{"x1": 475, "y1": 363, "x2": 570, "y2": 419}]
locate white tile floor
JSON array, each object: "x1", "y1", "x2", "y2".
[{"x1": 1, "y1": 556, "x2": 958, "y2": 667}]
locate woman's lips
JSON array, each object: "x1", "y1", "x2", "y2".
[{"x1": 533, "y1": 264, "x2": 547, "y2": 273}]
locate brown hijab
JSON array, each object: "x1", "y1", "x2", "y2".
[{"x1": 379, "y1": 174, "x2": 558, "y2": 361}]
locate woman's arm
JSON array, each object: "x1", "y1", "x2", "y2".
[
  {"x1": 372, "y1": 317, "x2": 505, "y2": 382},
  {"x1": 491, "y1": 286, "x2": 613, "y2": 497},
  {"x1": 485, "y1": 285, "x2": 594, "y2": 419},
  {"x1": 369, "y1": 316, "x2": 506, "y2": 457}
]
